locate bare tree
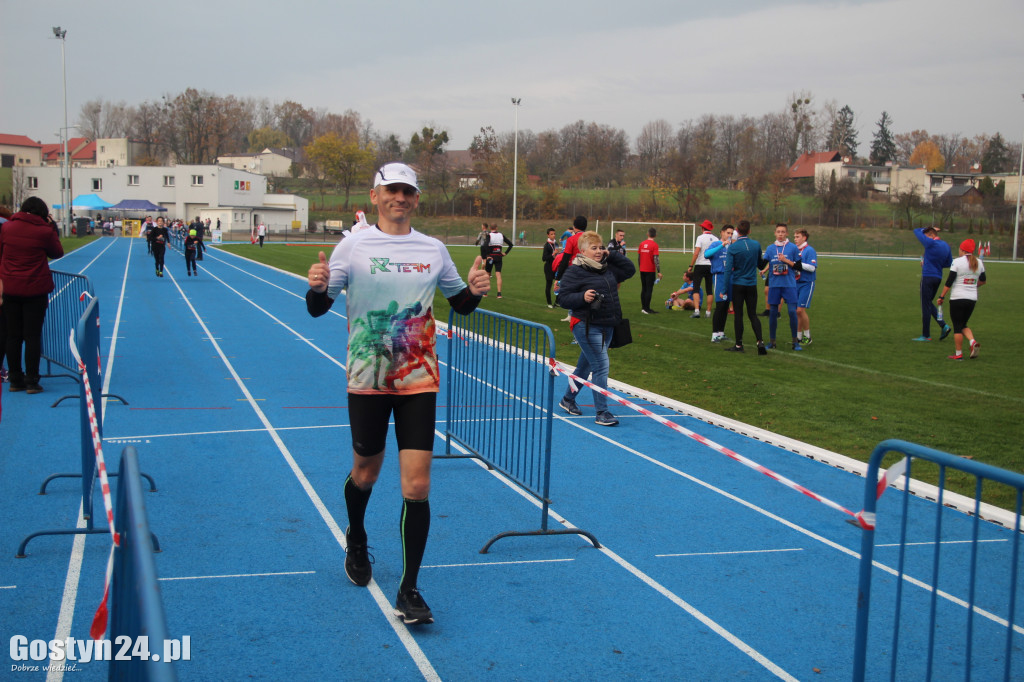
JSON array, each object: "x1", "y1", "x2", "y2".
[{"x1": 636, "y1": 119, "x2": 673, "y2": 180}]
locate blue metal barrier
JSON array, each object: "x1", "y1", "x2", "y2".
[
  {"x1": 442, "y1": 309, "x2": 599, "y2": 553},
  {"x1": 17, "y1": 296, "x2": 157, "y2": 557},
  {"x1": 853, "y1": 439, "x2": 1023, "y2": 681},
  {"x1": 109, "y1": 446, "x2": 177, "y2": 682},
  {"x1": 42, "y1": 270, "x2": 94, "y2": 380}
]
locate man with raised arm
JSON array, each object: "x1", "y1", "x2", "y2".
[{"x1": 306, "y1": 163, "x2": 489, "y2": 626}]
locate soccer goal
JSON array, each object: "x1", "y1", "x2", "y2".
[{"x1": 609, "y1": 221, "x2": 697, "y2": 252}]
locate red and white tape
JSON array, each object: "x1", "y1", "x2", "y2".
[
  {"x1": 68, "y1": 329, "x2": 119, "y2": 639},
  {"x1": 549, "y1": 358, "x2": 902, "y2": 531}
]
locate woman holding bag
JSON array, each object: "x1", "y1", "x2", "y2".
[{"x1": 557, "y1": 231, "x2": 635, "y2": 427}]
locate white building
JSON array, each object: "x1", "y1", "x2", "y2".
[
  {"x1": 216, "y1": 147, "x2": 299, "y2": 178},
  {"x1": 23, "y1": 164, "x2": 307, "y2": 235}
]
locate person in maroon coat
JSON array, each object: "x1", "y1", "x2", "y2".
[{"x1": 0, "y1": 197, "x2": 64, "y2": 393}]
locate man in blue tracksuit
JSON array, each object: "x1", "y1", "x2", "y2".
[
  {"x1": 763, "y1": 223, "x2": 802, "y2": 351},
  {"x1": 719, "y1": 220, "x2": 767, "y2": 355},
  {"x1": 913, "y1": 226, "x2": 952, "y2": 341}
]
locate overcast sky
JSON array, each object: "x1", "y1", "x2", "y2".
[{"x1": 2, "y1": 0, "x2": 1022, "y2": 152}]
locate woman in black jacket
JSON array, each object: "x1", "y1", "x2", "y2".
[{"x1": 556, "y1": 231, "x2": 635, "y2": 426}]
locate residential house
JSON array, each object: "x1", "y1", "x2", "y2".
[
  {"x1": 0, "y1": 134, "x2": 43, "y2": 168},
  {"x1": 217, "y1": 147, "x2": 301, "y2": 178}
]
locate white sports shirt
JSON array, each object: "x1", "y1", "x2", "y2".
[
  {"x1": 693, "y1": 232, "x2": 719, "y2": 266},
  {"x1": 326, "y1": 226, "x2": 468, "y2": 394},
  {"x1": 948, "y1": 255, "x2": 985, "y2": 301}
]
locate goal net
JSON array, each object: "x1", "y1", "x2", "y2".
[{"x1": 609, "y1": 221, "x2": 697, "y2": 252}]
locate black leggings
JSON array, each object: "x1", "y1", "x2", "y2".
[
  {"x1": 731, "y1": 284, "x2": 763, "y2": 346},
  {"x1": 3, "y1": 293, "x2": 49, "y2": 382},
  {"x1": 691, "y1": 265, "x2": 713, "y2": 308},
  {"x1": 153, "y1": 244, "x2": 166, "y2": 272},
  {"x1": 949, "y1": 298, "x2": 976, "y2": 333}
]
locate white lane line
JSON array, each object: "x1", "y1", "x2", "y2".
[
  {"x1": 554, "y1": 416, "x2": 1024, "y2": 637},
  {"x1": 657, "y1": 548, "x2": 804, "y2": 558},
  {"x1": 50, "y1": 238, "x2": 135, "y2": 682},
  {"x1": 423, "y1": 558, "x2": 575, "y2": 569},
  {"x1": 171, "y1": 269, "x2": 440, "y2": 682},
  {"x1": 875, "y1": 539, "x2": 1008, "y2": 548},
  {"x1": 441, "y1": 433, "x2": 798, "y2": 682},
  {"x1": 1, "y1": 586, "x2": 16, "y2": 590},
  {"x1": 160, "y1": 571, "x2": 316, "y2": 582}
]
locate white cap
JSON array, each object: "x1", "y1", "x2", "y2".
[{"x1": 373, "y1": 163, "x2": 419, "y2": 191}]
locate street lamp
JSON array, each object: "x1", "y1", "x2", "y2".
[
  {"x1": 53, "y1": 26, "x2": 71, "y2": 236},
  {"x1": 1014, "y1": 93, "x2": 1024, "y2": 261},
  {"x1": 511, "y1": 98, "x2": 521, "y2": 240}
]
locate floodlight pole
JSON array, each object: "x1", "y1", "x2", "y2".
[
  {"x1": 511, "y1": 98, "x2": 521, "y2": 238},
  {"x1": 54, "y1": 26, "x2": 70, "y2": 236},
  {"x1": 1014, "y1": 94, "x2": 1024, "y2": 261}
]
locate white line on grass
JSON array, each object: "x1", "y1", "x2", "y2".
[
  {"x1": 172, "y1": 265, "x2": 441, "y2": 682},
  {"x1": 160, "y1": 571, "x2": 316, "y2": 581}
]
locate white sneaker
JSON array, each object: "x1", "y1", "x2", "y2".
[{"x1": 705, "y1": 310, "x2": 711, "y2": 318}]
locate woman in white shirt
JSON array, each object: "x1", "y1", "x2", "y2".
[{"x1": 937, "y1": 238, "x2": 986, "y2": 360}]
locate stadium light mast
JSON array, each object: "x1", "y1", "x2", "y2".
[
  {"x1": 511, "y1": 98, "x2": 521, "y2": 239},
  {"x1": 1014, "y1": 93, "x2": 1024, "y2": 261},
  {"x1": 53, "y1": 26, "x2": 70, "y2": 236}
]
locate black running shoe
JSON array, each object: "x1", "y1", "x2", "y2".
[
  {"x1": 394, "y1": 588, "x2": 434, "y2": 625},
  {"x1": 724, "y1": 344, "x2": 744, "y2": 352},
  {"x1": 344, "y1": 527, "x2": 373, "y2": 587}
]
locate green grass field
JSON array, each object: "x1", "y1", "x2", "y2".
[{"x1": 218, "y1": 239, "x2": 1024, "y2": 508}]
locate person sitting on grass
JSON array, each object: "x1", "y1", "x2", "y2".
[{"x1": 665, "y1": 271, "x2": 702, "y2": 315}]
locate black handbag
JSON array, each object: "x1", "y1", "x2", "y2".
[{"x1": 609, "y1": 318, "x2": 632, "y2": 349}]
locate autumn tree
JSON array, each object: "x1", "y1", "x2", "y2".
[
  {"x1": 248, "y1": 127, "x2": 291, "y2": 153},
  {"x1": 304, "y1": 132, "x2": 376, "y2": 210},
  {"x1": 869, "y1": 111, "x2": 897, "y2": 165},
  {"x1": 274, "y1": 101, "x2": 315, "y2": 148},
  {"x1": 909, "y1": 140, "x2": 945, "y2": 171},
  {"x1": 160, "y1": 89, "x2": 237, "y2": 163}
]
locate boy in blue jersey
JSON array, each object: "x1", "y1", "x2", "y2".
[
  {"x1": 706, "y1": 224, "x2": 734, "y2": 342},
  {"x1": 793, "y1": 229, "x2": 817, "y2": 344},
  {"x1": 763, "y1": 223, "x2": 802, "y2": 351}
]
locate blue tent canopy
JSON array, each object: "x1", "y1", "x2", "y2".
[
  {"x1": 108, "y1": 199, "x2": 167, "y2": 212},
  {"x1": 53, "y1": 193, "x2": 114, "y2": 210}
]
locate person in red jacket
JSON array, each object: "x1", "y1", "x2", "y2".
[{"x1": 0, "y1": 196, "x2": 64, "y2": 393}]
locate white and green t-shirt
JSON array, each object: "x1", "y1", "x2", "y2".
[{"x1": 326, "y1": 226, "x2": 467, "y2": 394}]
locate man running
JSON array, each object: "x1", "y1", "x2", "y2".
[{"x1": 306, "y1": 162, "x2": 489, "y2": 626}]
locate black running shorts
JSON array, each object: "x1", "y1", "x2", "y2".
[{"x1": 348, "y1": 392, "x2": 437, "y2": 456}]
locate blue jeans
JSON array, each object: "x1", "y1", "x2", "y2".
[{"x1": 563, "y1": 322, "x2": 612, "y2": 412}]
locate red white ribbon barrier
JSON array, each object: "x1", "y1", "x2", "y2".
[
  {"x1": 68, "y1": 329, "x2": 119, "y2": 639},
  {"x1": 548, "y1": 358, "x2": 892, "y2": 531}
]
